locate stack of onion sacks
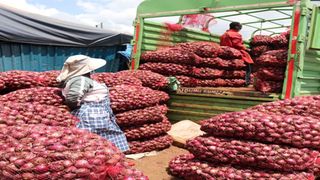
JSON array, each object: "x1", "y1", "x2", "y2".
[
  {"x1": 0, "y1": 102, "x2": 79, "y2": 127},
  {"x1": 250, "y1": 33, "x2": 289, "y2": 93},
  {"x1": 0, "y1": 125, "x2": 148, "y2": 180},
  {"x1": 169, "y1": 96, "x2": 320, "y2": 179},
  {"x1": 140, "y1": 41, "x2": 247, "y2": 88},
  {"x1": 109, "y1": 85, "x2": 173, "y2": 154}
]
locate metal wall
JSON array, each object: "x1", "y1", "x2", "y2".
[{"x1": 0, "y1": 42, "x2": 124, "y2": 72}]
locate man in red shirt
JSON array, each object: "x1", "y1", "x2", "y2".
[{"x1": 220, "y1": 22, "x2": 253, "y2": 86}]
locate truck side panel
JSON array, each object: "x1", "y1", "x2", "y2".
[{"x1": 0, "y1": 42, "x2": 123, "y2": 72}]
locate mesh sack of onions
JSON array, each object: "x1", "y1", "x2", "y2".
[
  {"x1": 139, "y1": 62, "x2": 192, "y2": 76},
  {"x1": 0, "y1": 124, "x2": 148, "y2": 180},
  {"x1": 118, "y1": 70, "x2": 169, "y2": 90},
  {"x1": 200, "y1": 110, "x2": 320, "y2": 150},
  {"x1": 193, "y1": 55, "x2": 246, "y2": 70},
  {"x1": 196, "y1": 78, "x2": 246, "y2": 87},
  {"x1": 251, "y1": 45, "x2": 270, "y2": 57},
  {"x1": 256, "y1": 67, "x2": 286, "y2": 81},
  {"x1": 0, "y1": 87, "x2": 66, "y2": 108},
  {"x1": 218, "y1": 46, "x2": 242, "y2": 59},
  {"x1": 271, "y1": 35, "x2": 289, "y2": 48},
  {"x1": 169, "y1": 154, "x2": 315, "y2": 180},
  {"x1": 91, "y1": 73, "x2": 142, "y2": 87},
  {"x1": 192, "y1": 68, "x2": 246, "y2": 79},
  {"x1": 39, "y1": 70, "x2": 61, "y2": 87},
  {"x1": 123, "y1": 117, "x2": 171, "y2": 140},
  {"x1": 254, "y1": 79, "x2": 283, "y2": 93},
  {"x1": 250, "y1": 35, "x2": 273, "y2": 46},
  {"x1": 194, "y1": 43, "x2": 222, "y2": 58},
  {"x1": 140, "y1": 48, "x2": 195, "y2": 65},
  {"x1": 175, "y1": 76, "x2": 199, "y2": 87},
  {"x1": 187, "y1": 136, "x2": 320, "y2": 172},
  {"x1": 126, "y1": 134, "x2": 173, "y2": 154},
  {"x1": 1, "y1": 70, "x2": 45, "y2": 91},
  {"x1": 0, "y1": 102, "x2": 79, "y2": 127},
  {"x1": 109, "y1": 85, "x2": 169, "y2": 113},
  {"x1": 176, "y1": 41, "x2": 221, "y2": 55},
  {"x1": 115, "y1": 105, "x2": 168, "y2": 127},
  {"x1": 255, "y1": 49, "x2": 288, "y2": 67},
  {"x1": 249, "y1": 97, "x2": 320, "y2": 119}
]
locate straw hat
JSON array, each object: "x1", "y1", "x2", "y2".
[{"x1": 56, "y1": 55, "x2": 106, "y2": 82}]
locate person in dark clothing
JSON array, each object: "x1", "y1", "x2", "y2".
[{"x1": 220, "y1": 22, "x2": 254, "y2": 86}]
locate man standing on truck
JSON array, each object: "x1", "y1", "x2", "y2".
[{"x1": 220, "y1": 22, "x2": 254, "y2": 86}]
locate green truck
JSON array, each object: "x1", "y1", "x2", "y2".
[{"x1": 131, "y1": 0, "x2": 320, "y2": 123}]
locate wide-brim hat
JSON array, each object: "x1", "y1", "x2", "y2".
[{"x1": 56, "y1": 55, "x2": 106, "y2": 82}]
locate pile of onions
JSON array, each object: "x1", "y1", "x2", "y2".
[
  {"x1": 193, "y1": 56, "x2": 246, "y2": 70},
  {"x1": 192, "y1": 68, "x2": 246, "y2": 79},
  {"x1": 118, "y1": 70, "x2": 169, "y2": 90},
  {"x1": 175, "y1": 76, "x2": 199, "y2": 87},
  {"x1": 0, "y1": 102, "x2": 79, "y2": 127},
  {"x1": 0, "y1": 70, "x2": 45, "y2": 91},
  {"x1": 250, "y1": 97, "x2": 320, "y2": 119},
  {"x1": 0, "y1": 87, "x2": 66, "y2": 109},
  {"x1": 250, "y1": 33, "x2": 289, "y2": 93},
  {"x1": 250, "y1": 35, "x2": 273, "y2": 46},
  {"x1": 123, "y1": 117, "x2": 171, "y2": 140},
  {"x1": 141, "y1": 48, "x2": 195, "y2": 65},
  {"x1": 251, "y1": 45, "x2": 270, "y2": 57},
  {"x1": 91, "y1": 73, "x2": 143, "y2": 87},
  {"x1": 115, "y1": 105, "x2": 168, "y2": 127},
  {"x1": 139, "y1": 41, "x2": 247, "y2": 88},
  {"x1": 0, "y1": 124, "x2": 148, "y2": 179},
  {"x1": 200, "y1": 110, "x2": 320, "y2": 150},
  {"x1": 39, "y1": 70, "x2": 61, "y2": 87},
  {"x1": 169, "y1": 154, "x2": 314, "y2": 180},
  {"x1": 218, "y1": 46, "x2": 243, "y2": 59},
  {"x1": 177, "y1": 41, "x2": 221, "y2": 57},
  {"x1": 256, "y1": 67, "x2": 286, "y2": 81},
  {"x1": 109, "y1": 85, "x2": 169, "y2": 113},
  {"x1": 255, "y1": 49, "x2": 288, "y2": 67},
  {"x1": 139, "y1": 62, "x2": 192, "y2": 76},
  {"x1": 187, "y1": 136, "x2": 320, "y2": 172},
  {"x1": 271, "y1": 35, "x2": 289, "y2": 48},
  {"x1": 126, "y1": 134, "x2": 173, "y2": 154}
]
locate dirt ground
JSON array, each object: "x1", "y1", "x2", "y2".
[{"x1": 128, "y1": 146, "x2": 188, "y2": 180}]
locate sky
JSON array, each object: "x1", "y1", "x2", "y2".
[
  {"x1": 0, "y1": 0, "x2": 319, "y2": 37},
  {"x1": 0, "y1": 0, "x2": 144, "y2": 34}
]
